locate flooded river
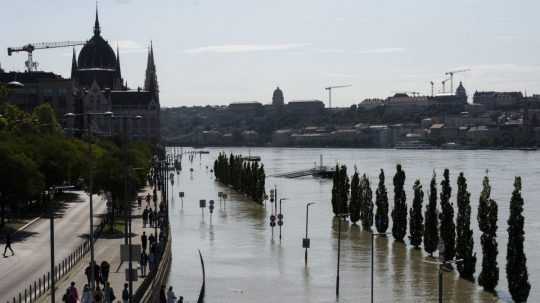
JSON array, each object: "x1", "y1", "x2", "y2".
[{"x1": 167, "y1": 147, "x2": 539, "y2": 302}]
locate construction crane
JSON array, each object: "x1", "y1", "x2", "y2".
[
  {"x1": 324, "y1": 85, "x2": 351, "y2": 108},
  {"x1": 441, "y1": 78, "x2": 451, "y2": 94},
  {"x1": 7, "y1": 40, "x2": 86, "y2": 72},
  {"x1": 445, "y1": 69, "x2": 471, "y2": 93}
]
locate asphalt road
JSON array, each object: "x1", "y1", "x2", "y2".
[{"x1": 0, "y1": 191, "x2": 106, "y2": 302}]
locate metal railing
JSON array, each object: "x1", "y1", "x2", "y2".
[{"x1": 6, "y1": 220, "x2": 106, "y2": 303}]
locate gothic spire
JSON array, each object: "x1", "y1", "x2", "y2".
[
  {"x1": 71, "y1": 48, "x2": 78, "y2": 80},
  {"x1": 94, "y1": 3, "x2": 101, "y2": 36},
  {"x1": 144, "y1": 41, "x2": 159, "y2": 101},
  {"x1": 116, "y1": 45, "x2": 122, "y2": 78}
]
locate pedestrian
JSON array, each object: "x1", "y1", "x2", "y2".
[
  {"x1": 177, "y1": 296, "x2": 184, "y2": 303},
  {"x1": 137, "y1": 196, "x2": 142, "y2": 209},
  {"x1": 167, "y1": 286, "x2": 177, "y2": 303},
  {"x1": 141, "y1": 232, "x2": 148, "y2": 252},
  {"x1": 81, "y1": 284, "x2": 92, "y2": 303},
  {"x1": 104, "y1": 282, "x2": 116, "y2": 303},
  {"x1": 140, "y1": 251, "x2": 148, "y2": 276},
  {"x1": 3, "y1": 232, "x2": 14, "y2": 257},
  {"x1": 62, "y1": 288, "x2": 70, "y2": 302},
  {"x1": 142, "y1": 208, "x2": 149, "y2": 227},
  {"x1": 146, "y1": 193, "x2": 151, "y2": 207},
  {"x1": 122, "y1": 283, "x2": 129, "y2": 303},
  {"x1": 100, "y1": 260, "x2": 110, "y2": 285},
  {"x1": 94, "y1": 285, "x2": 104, "y2": 303},
  {"x1": 149, "y1": 209, "x2": 154, "y2": 227},
  {"x1": 159, "y1": 285, "x2": 166, "y2": 303},
  {"x1": 67, "y1": 281, "x2": 79, "y2": 303},
  {"x1": 149, "y1": 233, "x2": 155, "y2": 246},
  {"x1": 93, "y1": 261, "x2": 101, "y2": 287},
  {"x1": 84, "y1": 263, "x2": 92, "y2": 286},
  {"x1": 148, "y1": 252, "x2": 155, "y2": 272}
]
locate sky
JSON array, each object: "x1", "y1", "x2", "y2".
[{"x1": 1, "y1": 0, "x2": 539, "y2": 108}]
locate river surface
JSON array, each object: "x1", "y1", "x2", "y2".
[{"x1": 166, "y1": 147, "x2": 539, "y2": 303}]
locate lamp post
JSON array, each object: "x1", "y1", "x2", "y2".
[
  {"x1": 370, "y1": 232, "x2": 391, "y2": 303},
  {"x1": 303, "y1": 202, "x2": 315, "y2": 267},
  {"x1": 48, "y1": 187, "x2": 56, "y2": 302},
  {"x1": 335, "y1": 213, "x2": 348, "y2": 298},
  {"x1": 65, "y1": 111, "x2": 113, "y2": 290},
  {"x1": 278, "y1": 198, "x2": 287, "y2": 241},
  {"x1": 423, "y1": 259, "x2": 464, "y2": 302}
]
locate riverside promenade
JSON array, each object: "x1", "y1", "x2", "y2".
[{"x1": 38, "y1": 186, "x2": 166, "y2": 302}]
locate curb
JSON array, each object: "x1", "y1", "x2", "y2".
[{"x1": 15, "y1": 216, "x2": 41, "y2": 234}]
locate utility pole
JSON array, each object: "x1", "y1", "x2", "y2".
[
  {"x1": 304, "y1": 202, "x2": 315, "y2": 266},
  {"x1": 49, "y1": 191, "x2": 55, "y2": 303}
]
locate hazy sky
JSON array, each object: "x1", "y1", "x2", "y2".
[{"x1": 1, "y1": 0, "x2": 539, "y2": 107}]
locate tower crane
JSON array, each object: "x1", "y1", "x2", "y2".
[
  {"x1": 445, "y1": 69, "x2": 471, "y2": 93},
  {"x1": 324, "y1": 85, "x2": 351, "y2": 108},
  {"x1": 7, "y1": 40, "x2": 86, "y2": 72},
  {"x1": 441, "y1": 78, "x2": 451, "y2": 94}
]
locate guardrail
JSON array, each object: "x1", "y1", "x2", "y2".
[{"x1": 6, "y1": 220, "x2": 106, "y2": 303}]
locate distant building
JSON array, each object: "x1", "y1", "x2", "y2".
[
  {"x1": 358, "y1": 98, "x2": 384, "y2": 110},
  {"x1": 384, "y1": 93, "x2": 430, "y2": 114},
  {"x1": 272, "y1": 87, "x2": 284, "y2": 108},
  {"x1": 228, "y1": 101, "x2": 264, "y2": 113},
  {"x1": 473, "y1": 91, "x2": 523, "y2": 110},
  {"x1": 286, "y1": 100, "x2": 325, "y2": 115}
]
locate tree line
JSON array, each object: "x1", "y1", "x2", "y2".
[
  {"x1": 331, "y1": 164, "x2": 530, "y2": 303},
  {"x1": 0, "y1": 101, "x2": 153, "y2": 232},
  {"x1": 213, "y1": 153, "x2": 266, "y2": 203}
]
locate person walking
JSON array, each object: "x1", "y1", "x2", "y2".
[
  {"x1": 167, "y1": 286, "x2": 177, "y2": 303},
  {"x1": 84, "y1": 263, "x2": 92, "y2": 286},
  {"x1": 122, "y1": 283, "x2": 129, "y2": 303},
  {"x1": 149, "y1": 209, "x2": 155, "y2": 227},
  {"x1": 81, "y1": 284, "x2": 92, "y2": 303},
  {"x1": 3, "y1": 232, "x2": 14, "y2": 257},
  {"x1": 137, "y1": 196, "x2": 142, "y2": 209},
  {"x1": 148, "y1": 251, "x2": 156, "y2": 273},
  {"x1": 93, "y1": 261, "x2": 101, "y2": 287},
  {"x1": 142, "y1": 208, "x2": 149, "y2": 228},
  {"x1": 177, "y1": 296, "x2": 184, "y2": 303},
  {"x1": 62, "y1": 288, "x2": 71, "y2": 302},
  {"x1": 159, "y1": 285, "x2": 167, "y2": 303},
  {"x1": 146, "y1": 193, "x2": 151, "y2": 207},
  {"x1": 67, "y1": 281, "x2": 79, "y2": 303},
  {"x1": 94, "y1": 285, "x2": 104, "y2": 303},
  {"x1": 141, "y1": 232, "x2": 148, "y2": 252},
  {"x1": 103, "y1": 282, "x2": 116, "y2": 303},
  {"x1": 140, "y1": 251, "x2": 148, "y2": 276},
  {"x1": 100, "y1": 260, "x2": 110, "y2": 285}
]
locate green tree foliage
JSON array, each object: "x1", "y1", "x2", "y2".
[
  {"x1": 424, "y1": 172, "x2": 439, "y2": 256},
  {"x1": 331, "y1": 164, "x2": 340, "y2": 215},
  {"x1": 456, "y1": 172, "x2": 476, "y2": 281},
  {"x1": 32, "y1": 103, "x2": 62, "y2": 134},
  {"x1": 391, "y1": 164, "x2": 407, "y2": 241},
  {"x1": 439, "y1": 168, "x2": 456, "y2": 262},
  {"x1": 506, "y1": 177, "x2": 530, "y2": 302},
  {"x1": 375, "y1": 169, "x2": 389, "y2": 233},
  {"x1": 409, "y1": 179, "x2": 424, "y2": 248},
  {"x1": 359, "y1": 174, "x2": 373, "y2": 230},
  {"x1": 349, "y1": 170, "x2": 361, "y2": 224},
  {"x1": 478, "y1": 175, "x2": 499, "y2": 292},
  {"x1": 213, "y1": 153, "x2": 266, "y2": 202},
  {"x1": 338, "y1": 165, "x2": 350, "y2": 215}
]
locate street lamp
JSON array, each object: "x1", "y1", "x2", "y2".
[
  {"x1": 335, "y1": 213, "x2": 348, "y2": 298},
  {"x1": 64, "y1": 111, "x2": 113, "y2": 291},
  {"x1": 303, "y1": 202, "x2": 315, "y2": 267},
  {"x1": 370, "y1": 232, "x2": 391, "y2": 303},
  {"x1": 424, "y1": 259, "x2": 464, "y2": 303},
  {"x1": 278, "y1": 198, "x2": 287, "y2": 241}
]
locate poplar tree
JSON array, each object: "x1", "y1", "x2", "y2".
[
  {"x1": 331, "y1": 164, "x2": 340, "y2": 216},
  {"x1": 375, "y1": 169, "x2": 389, "y2": 233},
  {"x1": 349, "y1": 170, "x2": 361, "y2": 224},
  {"x1": 478, "y1": 175, "x2": 499, "y2": 292},
  {"x1": 424, "y1": 172, "x2": 439, "y2": 257},
  {"x1": 440, "y1": 168, "x2": 456, "y2": 262},
  {"x1": 409, "y1": 179, "x2": 424, "y2": 248},
  {"x1": 360, "y1": 174, "x2": 373, "y2": 231},
  {"x1": 391, "y1": 164, "x2": 407, "y2": 242},
  {"x1": 506, "y1": 177, "x2": 530, "y2": 303},
  {"x1": 456, "y1": 172, "x2": 476, "y2": 280},
  {"x1": 339, "y1": 165, "x2": 350, "y2": 215}
]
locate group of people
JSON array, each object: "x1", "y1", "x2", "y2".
[
  {"x1": 142, "y1": 207, "x2": 160, "y2": 228},
  {"x1": 160, "y1": 285, "x2": 183, "y2": 303},
  {"x1": 84, "y1": 260, "x2": 111, "y2": 288},
  {"x1": 62, "y1": 281, "x2": 130, "y2": 303},
  {"x1": 139, "y1": 231, "x2": 160, "y2": 276}
]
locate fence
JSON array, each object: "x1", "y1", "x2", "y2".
[{"x1": 6, "y1": 220, "x2": 105, "y2": 303}]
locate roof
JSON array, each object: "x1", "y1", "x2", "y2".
[
  {"x1": 110, "y1": 90, "x2": 153, "y2": 107},
  {"x1": 0, "y1": 71, "x2": 64, "y2": 84}
]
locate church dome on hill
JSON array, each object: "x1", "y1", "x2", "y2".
[
  {"x1": 77, "y1": 10, "x2": 117, "y2": 69},
  {"x1": 456, "y1": 81, "x2": 467, "y2": 97},
  {"x1": 272, "y1": 86, "x2": 284, "y2": 107}
]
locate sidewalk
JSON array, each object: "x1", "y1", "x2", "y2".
[{"x1": 42, "y1": 187, "x2": 158, "y2": 302}]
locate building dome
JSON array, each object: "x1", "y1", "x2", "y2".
[
  {"x1": 272, "y1": 86, "x2": 284, "y2": 107},
  {"x1": 456, "y1": 81, "x2": 467, "y2": 97},
  {"x1": 77, "y1": 10, "x2": 116, "y2": 69}
]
